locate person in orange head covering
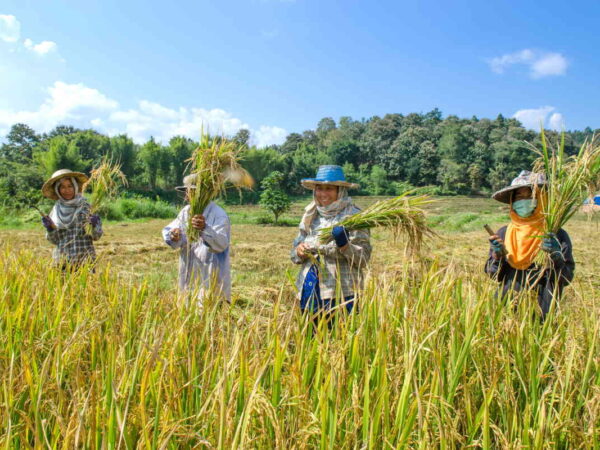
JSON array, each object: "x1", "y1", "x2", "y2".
[{"x1": 485, "y1": 171, "x2": 575, "y2": 320}]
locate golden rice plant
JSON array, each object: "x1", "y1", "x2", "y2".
[
  {"x1": 533, "y1": 130, "x2": 600, "y2": 234},
  {"x1": 1, "y1": 243, "x2": 598, "y2": 448},
  {"x1": 83, "y1": 156, "x2": 128, "y2": 213},
  {"x1": 186, "y1": 133, "x2": 254, "y2": 241},
  {"x1": 318, "y1": 192, "x2": 437, "y2": 253}
]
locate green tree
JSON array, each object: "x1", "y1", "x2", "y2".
[
  {"x1": 109, "y1": 135, "x2": 137, "y2": 180},
  {"x1": 233, "y1": 129, "x2": 250, "y2": 148},
  {"x1": 0, "y1": 123, "x2": 40, "y2": 162},
  {"x1": 169, "y1": 136, "x2": 193, "y2": 186},
  {"x1": 259, "y1": 171, "x2": 291, "y2": 224},
  {"x1": 34, "y1": 136, "x2": 90, "y2": 177},
  {"x1": 138, "y1": 137, "x2": 162, "y2": 189},
  {"x1": 368, "y1": 165, "x2": 388, "y2": 195},
  {"x1": 0, "y1": 160, "x2": 45, "y2": 207}
]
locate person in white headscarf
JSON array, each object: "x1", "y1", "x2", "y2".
[
  {"x1": 41, "y1": 169, "x2": 103, "y2": 268},
  {"x1": 291, "y1": 165, "x2": 371, "y2": 317}
]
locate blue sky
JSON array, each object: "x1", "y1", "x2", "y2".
[{"x1": 1, "y1": 0, "x2": 599, "y2": 146}]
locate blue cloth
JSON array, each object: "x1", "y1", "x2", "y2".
[
  {"x1": 332, "y1": 225, "x2": 349, "y2": 247},
  {"x1": 300, "y1": 263, "x2": 356, "y2": 314},
  {"x1": 300, "y1": 263, "x2": 321, "y2": 311},
  {"x1": 595, "y1": 195, "x2": 600, "y2": 206},
  {"x1": 301, "y1": 165, "x2": 349, "y2": 184}
]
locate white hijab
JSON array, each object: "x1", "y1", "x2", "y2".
[
  {"x1": 300, "y1": 186, "x2": 353, "y2": 231},
  {"x1": 49, "y1": 177, "x2": 88, "y2": 229}
]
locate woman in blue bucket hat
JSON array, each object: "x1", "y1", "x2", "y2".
[{"x1": 290, "y1": 165, "x2": 371, "y2": 325}]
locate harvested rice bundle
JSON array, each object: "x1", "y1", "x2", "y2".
[
  {"x1": 187, "y1": 133, "x2": 254, "y2": 241},
  {"x1": 83, "y1": 156, "x2": 127, "y2": 211},
  {"x1": 318, "y1": 192, "x2": 437, "y2": 253},
  {"x1": 533, "y1": 130, "x2": 600, "y2": 234}
]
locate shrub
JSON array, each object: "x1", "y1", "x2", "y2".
[{"x1": 98, "y1": 196, "x2": 178, "y2": 220}]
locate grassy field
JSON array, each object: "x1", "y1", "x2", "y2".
[{"x1": 1, "y1": 196, "x2": 599, "y2": 448}]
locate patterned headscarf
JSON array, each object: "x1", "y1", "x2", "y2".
[
  {"x1": 49, "y1": 177, "x2": 88, "y2": 229},
  {"x1": 300, "y1": 186, "x2": 353, "y2": 231}
]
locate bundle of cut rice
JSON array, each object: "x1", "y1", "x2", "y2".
[
  {"x1": 82, "y1": 156, "x2": 128, "y2": 231},
  {"x1": 533, "y1": 130, "x2": 600, "y2": 234},
  {"x1": 318, "y1": 192, "x2": 437, "y2": 253},
  {"x1": 186, "y1": 133, "x2": 254, "y2": 241}
]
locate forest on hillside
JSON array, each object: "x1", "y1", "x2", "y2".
[{"x1": 1, "y1": 109, "x2": 597, "y2": 209}]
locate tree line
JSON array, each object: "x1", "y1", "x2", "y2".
[{"x1": 1, "y1": 110, "x2": 597, "y2": 209}]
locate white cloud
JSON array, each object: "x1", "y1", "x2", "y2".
[
  {"x1": 548, "y1": 112, "x2": 564, "y2": 131},
  {"x1": 513, "y1": 106, "x2": 565, "y2": 130},
  {"x1": 0, "y1": 81, "x2": 288, "y2": 147},
  {"x1": 531, "y1": 53, "x2": 568, "y2": 79},
  {"x1": 489, "y1": 49, "x2": 534, "y2": 74},
  {"x1": 0, "y1": 81, "x2": 119, "y2": 132},
  {"x1": 488, "y1": 49, "x2": 568, "y2": 79},
  {"x1": 253, "y1": 125, "x2": 288, "y2": 147},
  {"x1": 24, "y1": 38, "x2": 57, "y2": 55},
  {"x1": 1, "y1": 15, "x2": 59, "y2": 57},
  {"x1": 0, "y1": 15, "x2": 20, "y2": 42}
]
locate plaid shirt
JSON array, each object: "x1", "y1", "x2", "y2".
[
  {"x1": 46, "y1": 203, "x2": 102, "y2": 264},
  {"x1": 291, "y1": 204, "x2": 371, "y2": 300}
]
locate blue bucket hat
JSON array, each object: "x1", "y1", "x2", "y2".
[{"x1": 301, "y1": 165, "x2": 359, "y2": 190}]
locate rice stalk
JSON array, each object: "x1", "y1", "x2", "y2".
[
  {"x1": 317, "y1": 192, "x2": 437, "y2": 253},
  {"x1": 186, "y1": 133, "x2": 254, "y2": 241},
  {"x1": 533, "y1": 130, "x2": 600, "y2": 234},
  {"x1": 83, "y1": 157, "x2": 128, "y2": 214}
]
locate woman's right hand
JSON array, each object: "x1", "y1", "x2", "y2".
[
  {"x1": 296, "y1": 242, "x2": 311, "y2": 259},
  {"x1": 489, "y1": 234, "x2": 504, "y2": 259},
  {"x1": 42, "y1": 216, "x2": 55, "y2": 231},
  {"x1": 170, "y1": 228, "x2": 181, "y2": 242}
]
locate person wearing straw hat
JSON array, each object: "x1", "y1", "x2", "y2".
[
  {"x1": 162, "y1": 173, "x2": 231, "y2": 305},
  {"x1": 41, "y1": 169, "x2": 103, "y2": 268},
  {"x1": 485, "y1": 170, "x2": 575, "y2": 320},
  {"x1": 291, "y1": 165, "x2": 371, "y2": 320}
]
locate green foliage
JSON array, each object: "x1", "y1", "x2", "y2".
[
  {"x1": 0, "y1": 160, "x2": 45, "y2": 208},
  {"x1": 259, "y1": 171, "x2": 291, "y2": 224},
  {"x1": 1, "y1": 112, "x2": 598, "y2": 213},
  {"x1": 138, "y1": 137, "x2": 162, "y2": 189},
  {"x1": 98, "y1": 196, "x2": 178, "y2": 220},
  {"x1": 34, "y1": 135, "x2": 91, "y2": 176},
  {"x1": 0, "y1": 123, "x2": 40, "y2": 162},
  {"x1": 109, "y1": 135, "x2": 137, "y2": 179}
]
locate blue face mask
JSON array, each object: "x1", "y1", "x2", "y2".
[{"x1": 512, "y1": 199, "x2": 537, "y2": 218}]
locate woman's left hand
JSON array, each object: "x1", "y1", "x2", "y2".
[
  {"x1": 191, "y1": 214, "x2": 206, "y2": 231},
  {"x1": 89, "y1": 214, "x2": 101, "y2": 226},
  {"x1": 541, "y1": 233, "x2": 561, "y2": 258},
  {"x1": 332, "y1": 225, "x2": 349, "y2": 250}
]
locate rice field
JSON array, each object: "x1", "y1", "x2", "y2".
[{"x1": 1, "y1": 196, "x2": 599, "y2": 448}]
